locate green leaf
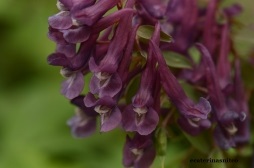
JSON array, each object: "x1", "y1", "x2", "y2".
[
  {"x1": 188, "y1": 46, "x2": 201, "y2": 64},
  {"x1": 163, "y1": 51, "x2": 192, "y2": 69},
  {"x1": 137, "y1": 25, "x2": 172, "y2": 43},
  {"x1": 241, "y1": 60, "x2": 254, "y2": 89},
  {"x1": 183, "y1": 132, "x2": 211, "y2": 154},
  {"x1": 125, "y1": 75, "x2": 140, "y2": 104}
]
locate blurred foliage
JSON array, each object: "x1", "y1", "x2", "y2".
[{"x1": 0, "y1": 0, "x2": 253, "y2": 168}]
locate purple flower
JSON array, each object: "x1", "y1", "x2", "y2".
[
  {"x1": 57, "y1": 0, "x2": 96, "y2": 11},
  {"x1": 48, "y1": 11, "x2": 73, "y2": 30},
  {"x1": 122, "y1": 103, "x2": 159, "y2": 135},
  {"x1": 123, "y1": 134, "x2": 156, "y2": 168},
  {"x1": 67, "y1": 95, "x2": 97, "y2": 138},
  {"x1": 72, "y1": 0, "x2": 119, "y2": 26},
  {"x1": 203, "y1": 0, "x2": 220, "y2": 56},
  {"x1": 47, "y1": 0, "x2": 251, "y2": 165},
  {"x1": 196, "y1": 43, "x2": 248, "y2": 149},
  {"x1": 178, "y1": 116, "x2": 212, "y2": 136},
  {"x1": 165, "y1": 0, "x2": 199, "y2": 54},
  {"x1": 139, "y1": 0, "x2": 166, "y2": 19},
  {"x1": 196, "y1": 44, "x2": 228, "y2": 119},
  {"x1": 47, "y1": 34, "x2": 99, "y2": 99},
  {"x1": 61, "y1": 71, "x2": 84, "y2": 99},
  {"x1": 47, "y1": 32, "x2": 98, "y2": 70},
  {"x1": 118, "y1": 25, "x2": 139, "y2": 82},
  {"x1": 229, "y1": 60, "x2": 250, "y2": 146},
  {"x1": 122, "y1": 23, "x2": 160, "y2": 135},
  {"x1": 89, "y1": 61, "x2": 122, "y2": 98},
  {"x1": 223, "y1": 3, "x2": 243, "y2": 17},
  {"x1": 88, "y1": 13, "x2": 133, "y2": 98},
  {"x1": 151, "y1": 41, "x2": 211, "y2": 135},
  {"x1": 216, "y1": 21, "x2": 231, "y2": 89},
  {"x1": 84, "y1": 92, "x2": 121, "y2": 132},
  {"x1": 48, "y1": 0, "x2": 96, "y2": 44},
  {"x1": 92, "y1": 8, "x2": 136, "y2": 34}
]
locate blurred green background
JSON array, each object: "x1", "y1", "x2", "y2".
[{"x1": 0, "y1": 0, "x2": 253, "y2": 168}]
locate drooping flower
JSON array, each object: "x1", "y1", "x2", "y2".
[
  {"x1": 203, "y1": 0, "x2": 220, "y2": 56},
  {"x1": 123, "y1": 134, "x2": 156, "y2": 168},
  {"x1": 84, "y1": 92, "x2": 121, "y2": 132},
  {"x1": 48, "y1": 34, "x2": 98, "y2": 99},
  {"x1": 164, "y1": 0, "x2": 199, "y2": 54},
  {"x1": 72, "y1": 0, "x2": 119, "y2": 26},
  {"x1": 216, "y1": 20, "x2": 231, "y2": 89},
  {"x1": 88, "y1": 12, "x2": 133, "y2": 98},
  {"x1": 196, "y1": 43, "x2": 248, "y2": 149},
  {"x1": 67, "y1": 95, "x2": 97, "y2": 138},
  {"x1": 47, "y1": 0, "x2": 252, "y2": 166},
  {"x1": 151, "y1": 41, "x2": 211, "y2": 135},
  {"x1": 122, "y1": 23, "x2": 160, "y2": 135},
  {"x1": 139, "y1": 0, "x2": 166, "y2": 19},
  {"x1": 228, "y1": 60, "x2": 250, "y2": 146},
  {"x1": 61, "y1": 71, "x2": 84, "y2": 99}
]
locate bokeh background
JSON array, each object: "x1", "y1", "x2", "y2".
[{"x1": 0, "y1": 0, "x2": 253, "y2": 168}]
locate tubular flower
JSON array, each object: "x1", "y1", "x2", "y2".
[
  {"x1": 123, "y1": 134, "x2": 156, "y2": 168},
  {"x1": 196, "y1": 44, "x2": 249, "y2": 149},
  {"x1": 122, "y1": 23, "x2": 160, "y2": 135},
  {"x1": 151, "y1": 41, "x2": 211, "y2": 135},
  {"x1": 67, "y1": 95, "x2": 97, "y2": 138},
  {"x1": 88, "y1": 11, "x2": 133, "y2": 98},
  {"x1": 84, "y1": 92, "x2": 121, "y2": 132}
]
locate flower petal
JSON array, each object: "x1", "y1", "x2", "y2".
[
  {"x1": 178, "y1": 116, "x2": 211, "y2": 136},
  {"x1": 188, "y1": 97, "x2": 211, "y2": 119},
  {"x1": 67, "y1": 115, "x2": 96, "y2": 138},
  {"x1": 71, "y1": 95, "x2": 97, "y2": 116},
  {"x1": 99, "y1": 73, "x2": 122, "y2": 97},
  {"x1": 61, "y1": 71, "x2": 84, "y2": 99},
  {"x1": 100, "y1": 106, "x2": 122, "y2": 132},
  {"x1": 83, "y1": 92, "x2": 98, "y2": 107},
  {"x1": 47, "y1": 53, "x2": 70, "y2": 67},
  {"x1": 89, "y1": 75, "x2": 100, "y2": 95},
  {"x1": 122, "y1": 105, "x2": 138, "y2": 132},
  {"x1": 72, "y1": 0, "x2": 118, "y2": 26},
  {"x1": 56, "y1": 43, "x2": 76, "y2": 58},
  {"x1": 59, "y1": 0, "x2": 73, "y2": 10},
  {"x1": 62, "y1": 26, "x2": 91, "y2": 43},
  {"x1": 137, "y1": 108, "x2": 159, "y2": 135},
  {"x1": 135, "y1": 145, "x2": 156, "y2": 168},
  {"x1": 48, "y1": 27, "x2": 66, "y2": 44},
  {"x1": 48, "y1": 11, "x2": 72, "y2": 29},
  {"x1": 123, "y1": 136, "x2": 135, "y2": 167},
  {"x1": 89, "y1": 57, "x2": 100, "y2": 73},
  {"x1": 140, "y1": 0, "x2": 166, "y2": 19},
  {"x1": 213, "y1": 125, "x2": 235, "y2": 149}
]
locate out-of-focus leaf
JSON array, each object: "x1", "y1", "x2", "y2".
[
  {"x1": 188, "y1": 46, "x2": 201, "y2": 64},
  {"x1": 183, "y1": 132, "x2": 211, "y2": 154},
  {"x1": 137, "y1": 25, "x2": 172, "y2": 43},
  {"x1": 162, "y1": 137, "x2": 190, "y2": 168},
  {"x1": 125, "y1": 75, "x2": 140, "y2": 104},
  {"x1": 155, "y1": 128, "x2": 168, "y2": 156},
  {"x1": 180, "y1": 81, "x2": 203, "y2": 101},
  {"x1": 241, "y1": 60, "x2": 254, "y2": 89},
  {"x1": 163, "y1": 51, "x2": 192, "y2": 69}
]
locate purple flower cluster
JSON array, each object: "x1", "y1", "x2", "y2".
[{"x1": 47, "y1": 0, "x2": 250, "y2": 167}]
